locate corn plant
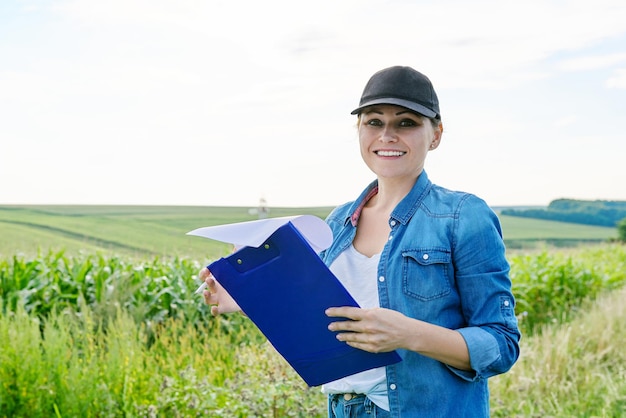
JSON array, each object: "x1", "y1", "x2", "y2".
[{"x1": 510, "y1": 244, "x2": 626, "y2": 335}]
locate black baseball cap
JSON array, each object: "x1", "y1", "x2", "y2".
[{"x1": 351, "y1": 66, "x2": 440, "y2": 118}]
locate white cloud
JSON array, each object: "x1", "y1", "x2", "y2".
[
  {"x1": 558, "y1": 53, "x2": 626, "y2": 71},
  {"x1": 606, "y1": 69, "x2": 626, "y2": 89}
]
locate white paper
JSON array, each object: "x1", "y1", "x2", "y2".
[{"x1": 186, "y1": 214, "x2": 333, "y2": 253}]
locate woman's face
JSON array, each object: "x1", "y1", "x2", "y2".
[{"x1": 358, "y1": 104, "x2": 442, "y2": 182}]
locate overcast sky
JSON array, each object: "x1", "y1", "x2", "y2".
[{"x1": 2, "y1": 0, "x2": 625, "y2": 209}]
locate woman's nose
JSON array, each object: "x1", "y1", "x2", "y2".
[{"x1": 379, "y1": 127, "x2": 398, "y2": 143}]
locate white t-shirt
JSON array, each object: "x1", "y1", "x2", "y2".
[{"x1": 321, "y1": 245, "x2": 389, "y2": 411}]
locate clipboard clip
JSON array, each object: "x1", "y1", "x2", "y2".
[{"x1": 227, "y1": 239, "x2": 281, "y2": 273}]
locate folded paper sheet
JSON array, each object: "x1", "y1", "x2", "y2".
[
  {"x1": 187, "y1": 217, "x2": 401, "y2": 386},
  {"x1": 187, "y1": 214, "x2": 333, "y2": 253}
]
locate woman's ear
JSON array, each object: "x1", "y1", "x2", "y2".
[{"x1": 429, "y1": 123, "x2": 443, "y2": 150}]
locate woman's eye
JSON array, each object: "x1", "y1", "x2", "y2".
[
  {"x1": 399, "y1": 119, "x2": 418, "y2": 127},
  {"x1": 366, "y1": 119, "x2": 383, "y2": 126}
]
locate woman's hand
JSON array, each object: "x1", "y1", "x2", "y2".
[
  {"x1": 199, "y1": 267, "x2": 241, "y2": 316},
  {"x1": 326, "y1": 306, "x2": 410, "y2": 353},
  {"x1": 326, "y1": 306, "x2": 471, "y2": 370}
]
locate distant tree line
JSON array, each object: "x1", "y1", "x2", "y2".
[{"x1": 501, "y1": 199, "x2": 626, "y2": 227}]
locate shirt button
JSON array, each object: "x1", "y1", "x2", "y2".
[
  {"x1": 389, "y1": 384, "x2": 397, "y2": 391},
  {"x1": 378, "y1": 276, "x2": 385, "y2": 282},
  {"x1": 390, "y1": 220, "x2": 396, "y2": 226},
  {"x1": 422, "y1": 253, "x2": 429, "y2": 260},
  {"x1": 388, "y1": 235, "x2": 393, "y2": 241},
  {"x1": 504, "y1": 300, "x2": 510, "y2": 307}
]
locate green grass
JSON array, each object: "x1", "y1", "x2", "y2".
[
  {"x1": 498, "y1": 213, "x2": 616, "y2": 240},
  {"x1": 1, "y1": 205, "x2": 618, "y2": 260},
  {"x1": 498, "y1": 213, "x2": 617, "y2": 249},
  {"x1": 490, "y1": 285, "x2": 626, "y2": 417},
  {"x1": 0, "y1": 205, "x2": 334, "y2": 260}
]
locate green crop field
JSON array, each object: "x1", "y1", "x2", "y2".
[
  {"x1": 0, "y1": 206, "x2": 617, "y2": 259},
  {"x1": 0, "y1": 205, "x2": 335, "y2": 260},
  {"x1": 0, "y1": 205, "x2": 617, "y2": 259},
  {"x1": 1, "y1": 204, "x2": 625, "y2": 416},
  {"x1": 497, "y1": 213, "x2": 617, "y2": 249}
]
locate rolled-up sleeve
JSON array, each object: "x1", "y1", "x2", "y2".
[{"x1": 449, "y1": 195, "x2": 522, "y2": 380}]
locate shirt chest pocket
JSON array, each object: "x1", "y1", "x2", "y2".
[{"x1": 401, "y1": 248, "x2": 452, "y2": 301}]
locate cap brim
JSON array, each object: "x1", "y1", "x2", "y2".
[{"x1": 350, "y1": 98, "x2": 437, "y2": 118}]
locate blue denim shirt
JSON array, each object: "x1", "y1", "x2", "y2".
[{"x1": 320, "y1": 171, "x2": 521, "y2": 417}]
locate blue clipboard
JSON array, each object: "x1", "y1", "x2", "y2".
[{"x1": 208, "y1": 221, "x2": 402, "y2": 387}]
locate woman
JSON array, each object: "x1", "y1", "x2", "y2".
[{"x1": 200, "y1": 66, "x2": 521, "y2": 417}]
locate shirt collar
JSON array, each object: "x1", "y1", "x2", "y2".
[
  {"x1": 350, "y1": 185, "x2": 378, "y2": 227},
  {"x1": 347, "y1": 171, "x2": 432, "y2": 227}
]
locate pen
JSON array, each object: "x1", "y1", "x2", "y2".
[
  {"x1": 194, "y1": 281, "x2": 208, "y2": 294},
  {"x1": 194, "y1": 264, "x2": 213, "y2": 294}
]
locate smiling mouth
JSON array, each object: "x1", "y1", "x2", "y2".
[{"x1": 376, "y1": 151, "x2": 406, "y2": 157}]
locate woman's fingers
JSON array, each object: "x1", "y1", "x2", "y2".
[
  {"x1": 197, "y1": 266, "x2": 241, "y2": 315},
  {"x1": 199, "y1": 266, "x2": 211, "y2": 280}
]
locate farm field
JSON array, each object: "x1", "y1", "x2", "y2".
[
  {"x1": 498, "y1": 213, "x2": 617, "y2": 248},
  {"x1": 1, "y1": 204, "x2": 624, "y2": 416},
  {"x1": 0, "y1": 205, "x2": 334, "y2": 260},
  {"x1": 0, "y1": 205, "x2": 617, "y2": 259}
]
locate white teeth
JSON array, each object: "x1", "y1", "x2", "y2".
[{"x1": 376, "y1": 150, "x2": 405, "y2": 157}]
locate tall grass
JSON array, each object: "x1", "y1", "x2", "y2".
[
  {"x1": 490, "y1": 285, "x2": 626, "y2": 417},
  {"x1": 1, "y1": 244, "x2": 625, "y2": 416},
  {"x1": 0, "y1": 300, "x2": 323, "y2": 417},
  {"x1": 0, "y1": 302, "x2": 156, "y2": 416}
]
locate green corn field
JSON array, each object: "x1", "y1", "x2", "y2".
[{"x1": 0, "y1": 206, "x2": 625, "y2": 417}]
